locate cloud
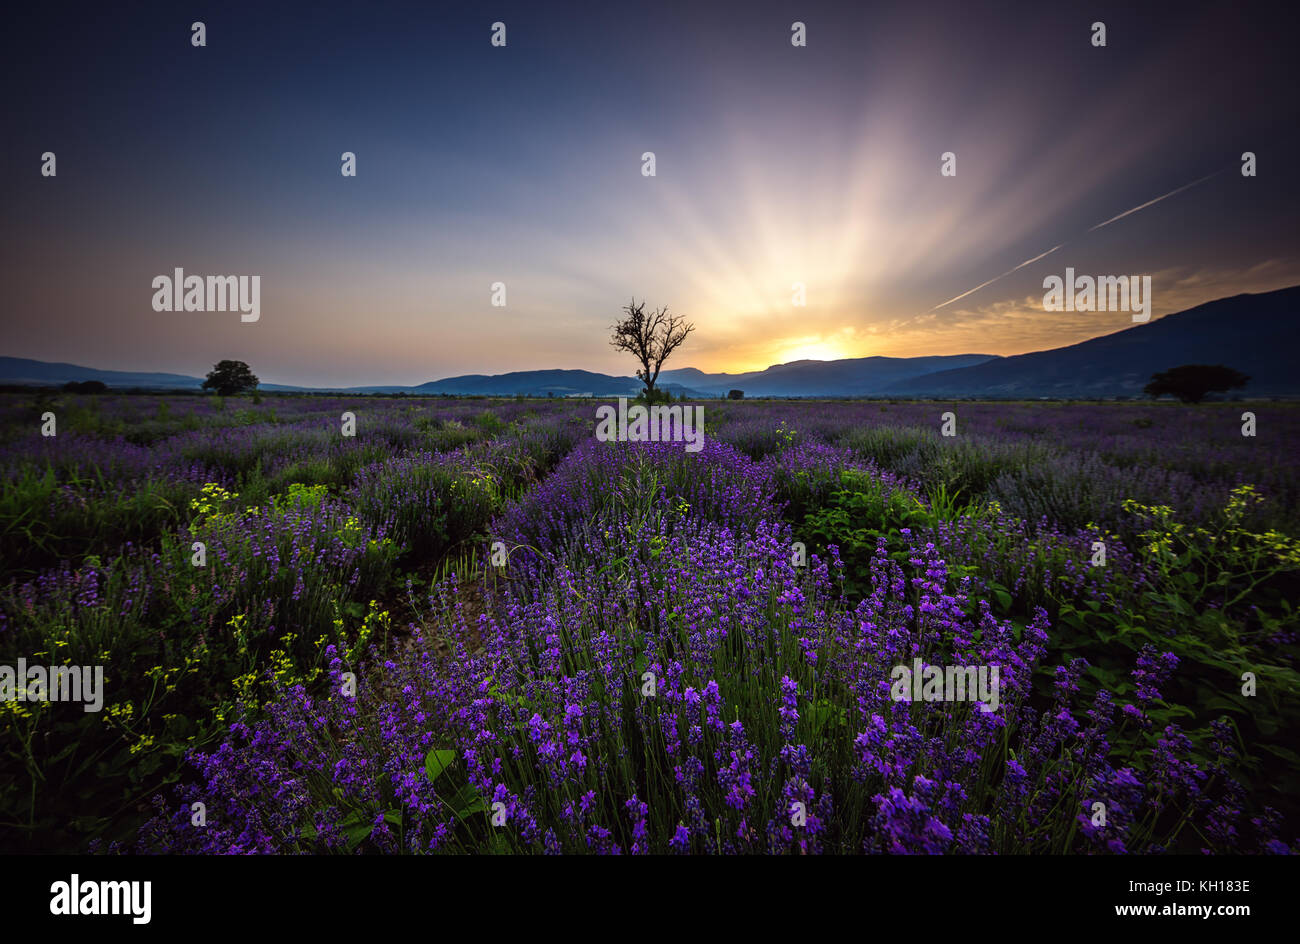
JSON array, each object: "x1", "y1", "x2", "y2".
[
  {"x1": 927, "y1": 170, "x2": 1225, "y2": 318},
  {"x1": 877, "y1": 261, "x2": 1300, "y2": 359}
]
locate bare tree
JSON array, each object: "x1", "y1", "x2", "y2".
[{"x1": 609, "y1": 299, "x2": 694, "y2": 399}]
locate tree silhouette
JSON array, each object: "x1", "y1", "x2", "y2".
[
  {"x1": 610, "y1": 299, "x2": 694, "y2": 399},
  {"x1": 1144, "y1": 364, "x2": 1249, "y2": 404},
  {"x1": 202, "y1": 360, "x2": 260, "y2": 397}
]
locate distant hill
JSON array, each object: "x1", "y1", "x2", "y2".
[
  {"x1": 0, "y1": 358, "x2": 708, "y2": 398},
  {"x1": 660, "y1": 354, "x2": 998, "y2": 397},
  {"x1": 0, "y1": 357, "x2": 205, "y2": 390},
  {"x1": 5, "y1": 286, "x2": 1296, "y2": 398},
  {"x1": 414, "y1": 369, "x2": 675, "y2": 397},
  {"x1": 883, "y1": 285, "x2": 1300, "y2": 398}
]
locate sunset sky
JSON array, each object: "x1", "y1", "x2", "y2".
[{"x1": 3, "y1": 0, "x2": 1298, "y2": 387}]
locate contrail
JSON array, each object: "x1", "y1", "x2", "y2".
[
  {"x1": 930, "y1": 243, "x2": 1065, "y2": 311},
  {"x1": 1087, "y1": 170, "x2": 1222, "y2": 231},
  {"x1": 928, "y1": 169, "x2": 1222, "y2": 312}
]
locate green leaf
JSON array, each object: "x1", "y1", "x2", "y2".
[
  {"x1": 340, "y1": 809, "x2": 399, "y2": 851},
  {"x1": 424, "y1": 748, "x2": 457, "y2": 783},
  {"x1": 300, "y1": 808, "x2": 400, "y2": 851},
  {"x1": 445, "y1": 784, "x2": 489, "y2": 819}
]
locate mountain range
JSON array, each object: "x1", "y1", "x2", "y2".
[{"x1": 3, "y1": 285, "x2": 1296, "y2": 398}]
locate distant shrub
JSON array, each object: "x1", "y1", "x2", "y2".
[
  {"x1": 1145, "y1": 364, "x2": 1249, "y2": 404},
  {"x1": 62, "y1": 380, "x2": 109, "y2": 394}
]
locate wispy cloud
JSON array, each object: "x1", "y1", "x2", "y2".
[
  {"x1": 927, "y1": 170, "x2": 1225, "y2": 316},
  {"x1": 883, "y1": 260, "x2": 1300, "y2": 359}
]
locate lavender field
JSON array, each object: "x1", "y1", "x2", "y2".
[{"x1": 1, "y1": 392, "x2": 1297, "y2": 854}]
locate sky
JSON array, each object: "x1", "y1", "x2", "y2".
[{"x1": 2, "y1": 0, "x2": 1298, "y2": 387}]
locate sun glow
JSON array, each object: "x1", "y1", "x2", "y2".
[{"x1": 774, "y1": 341, "x2": 852, "y2": 363}]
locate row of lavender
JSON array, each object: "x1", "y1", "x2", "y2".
[
  {"x1": 5, "y1": 397, "x2": 1293, "y2": 576},
  {"x1": 0, "y1": 395, "x2": 589, "y2": 850},
  {"x1": 1, "y1": 393, "x2": 1297, "y2": 852},
  {"x1": 140, "y1": 433, "x2": 1299, "y2": 853}
]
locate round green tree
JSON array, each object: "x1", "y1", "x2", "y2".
[
  {"x1": 202, "y1": 360, "x2": 260, "y2": 397},
  {"x1": 1144, "y1": 364, "x2": 1249, "y2": 404}
]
